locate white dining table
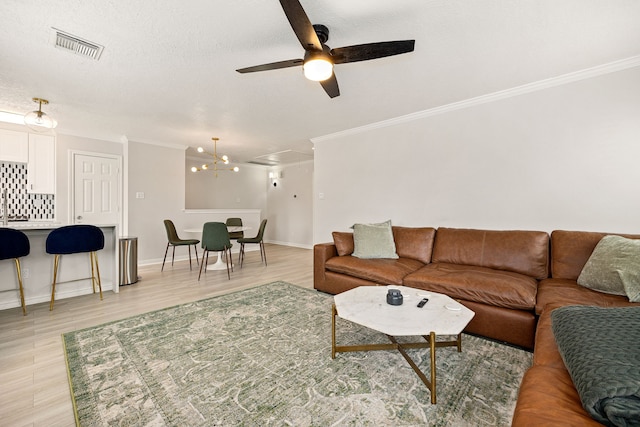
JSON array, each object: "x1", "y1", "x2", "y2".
[{"x1": 184, "y1": 226, "x2": 251, "y2": 270}]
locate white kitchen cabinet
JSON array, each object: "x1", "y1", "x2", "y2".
[
  {"x1": 27, "y1": 134, "x2": 55, "y2": 194},
  {"x1": 0, "y1": 129, "x2": 28, "y2": 163}
]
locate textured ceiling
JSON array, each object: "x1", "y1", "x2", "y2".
[{"x1": 1, "y1": 0, "x2": 639, "y2": 164}]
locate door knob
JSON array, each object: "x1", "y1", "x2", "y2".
[{"x1": 77, "y1": 215, "x2": 83, "y2": 221}]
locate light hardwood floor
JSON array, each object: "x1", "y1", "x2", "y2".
[{"x1": 0, "y1": 244, "x2": 314, "y2": 427}]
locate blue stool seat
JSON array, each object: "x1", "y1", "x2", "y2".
[
  {"x1": 46, "y1": 225, "x2": 104, "y2": 310},
  {"x1": 0, "y1": 228, "x2": 30, "y2": 315}
]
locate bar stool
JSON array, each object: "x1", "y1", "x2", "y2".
[
  {"x1": 46, "y1": 225, "x2": 104, "y2": 311},
  {"x1": 0, "y1": 228, "x2": 30, "y2": 315}
]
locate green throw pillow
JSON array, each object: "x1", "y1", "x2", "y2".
[
  {"x1": 577, "y1": 235, "x2": 640, "y2": 302},
  {"x1": 352, "y1": 220, "x2": 399, "y2": 259}
]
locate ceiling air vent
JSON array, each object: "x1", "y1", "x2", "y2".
[
  {"x1": 250, "y1": 150, "x2": 313, "y2": 166},
  {"x1": 248, "y1": 160, "x2": 279, "y2": 166},
  {"x1": 50, "y1": 28, "x2": 104, "y2": 60}
]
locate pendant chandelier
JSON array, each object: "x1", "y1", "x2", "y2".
[
  {"x1": 24, "y1": 98, "x2": 58, "y2": 132},
  {"x1": 191, "y1": 137, "x2": 239, "y2": 177}
]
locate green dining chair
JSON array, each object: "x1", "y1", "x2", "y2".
[
  {"x1": 225, "y1": 217, "x2": 244, "y2": 240},
  {"x1": 199, "y1": 222, "x2": 233, "y2": 281},
  {"x1": 162, "y1": 219, "x2": 200, "y2": 271},
  {"x1": 237, "y1": 219, "x2": 268, "y2": 268}
]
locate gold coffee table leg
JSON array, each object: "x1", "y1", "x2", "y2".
[
  {"x1": 331, "y1": 304, "x2": 337, "y2": 359},
  {"x1": 430, "y1": 331, "x2": 437, "y2": 404},
  {"x1": 331, "y1": 300, "x2": 464, "y2": 405}
]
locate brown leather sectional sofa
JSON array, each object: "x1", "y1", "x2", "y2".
[
  {"x1": 313, "y1": 227, "x2": 640, "y2": 425},
  {"x1": 512, "y1": 230, "x2": 639, "y2": 425},
  {"x1": 315, "y1": 226, "x2": 549, "y2": 349}
]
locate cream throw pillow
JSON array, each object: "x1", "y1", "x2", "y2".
[
  {"x1": 352, "y1": 220, "x2": 399, "y2": 259},
  {"x1": 577, "y1": 235, "x2": 640, "y2": 302}
]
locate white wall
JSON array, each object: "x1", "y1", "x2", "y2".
[
  {"x1": 185, "y1": 158, "x2": 314, "y2": 248},
  {"x1": 185, "y1": 161, "x2": 267, "y2": 210},
  {"x1": 313, "y1": 66, "x2": 640, "y2": 244},
  {"x1": 127, "y1": 141, "x2": 187, "y2": 264},
  {"x1": 266, "y1": 161, "x2": 314, "y2": 248},
  {"x1": 127, "y1": 142, "x2": 314, "y2": 264}
]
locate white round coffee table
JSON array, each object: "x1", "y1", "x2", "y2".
[{"x1": 332, "y1": 285, "x2": 475, "y2": 404}]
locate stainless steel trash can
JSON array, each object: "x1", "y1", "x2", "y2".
[{"x1": 119, "y1": 236, "x2": 138, "y2": 285}]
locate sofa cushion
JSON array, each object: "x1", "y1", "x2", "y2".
[
  {"x1": 332, "y1": 232, "x2": 354, "y2": 256},
  {"x1": 432, "y1": 228, "x2": 549, "y2": 279},
  {"x1": 512, "y1": 366, "x2": 602, "y2": 426},
  {"x1": 325, "y1": 256, "x2": 424, "y2": 286},
  {"x1": 577, "y1": 235, "x2": 640, "y2": 301},
  {"x1": 403, "y1": 262, "x2": 538, "y2": 310},
  {"x1": 332, "y1": 226, "x2": 436, "y2": 262},
  {"x1": 536, "y1": 278, "x2": 637, "y2": 315},
  {"x1": 550, "y1": 230, "x2": 640, "y2": 280},
  {"x1": 391, "y1": 226, "x2": 436, "y2": 264},
  {"x1": 352, "y1": 220, "x2": 399, "y2": 259}
]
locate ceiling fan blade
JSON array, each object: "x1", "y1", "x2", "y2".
[
  {"x1": 331, "y1": 40, "x2": 415, "y2": 64},
  {"x1": 236, "y1": 59, "x2": 303, "y2": 73},
  {"x1": 319, "y1": 73, "x2": 340, "y2": 98},
  {"x1": 279, "y1": 0, "x2": 323, "y2": 51}
]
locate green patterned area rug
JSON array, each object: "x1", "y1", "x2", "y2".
[{"x1": 63, "y1": 281, "x2": 532, "y2": 426}]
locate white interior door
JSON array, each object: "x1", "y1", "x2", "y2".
[{"x1": 73, "y1": 153, "x2": 121, "y2": 225}]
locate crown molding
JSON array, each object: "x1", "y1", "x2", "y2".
[
  {"x1": 130, "y1": 138, "x2": 186, "y2": 150},
  {"x1": 312, "y1": 56, "x2": 640, "y2": 143}
]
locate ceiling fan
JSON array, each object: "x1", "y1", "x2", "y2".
[{"x1": 236, "y1": 0, "x2": 415, "y2": 98}]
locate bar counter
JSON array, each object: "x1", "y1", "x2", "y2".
[{"x1": 0, "y1": 223, "x2": 118, "y2": 311}]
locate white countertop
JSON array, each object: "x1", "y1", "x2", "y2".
[
  {"x1": 3, "y1": 221, "x2": 62, "y2": 230},
  {"x1": 3, "y1": 222, "x2": 117, "y2": 230}
]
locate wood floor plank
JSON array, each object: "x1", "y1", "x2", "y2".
[{"x1": 0, "y1": 244, "x2": 313, "y2": 426}]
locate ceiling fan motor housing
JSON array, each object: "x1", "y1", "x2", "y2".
[
  {"x1": 304, "y1": 44, "x2": 331, "y2": 62},
  {"x1": 313, "y1": 24, "x2": 329, "y2": 44}
]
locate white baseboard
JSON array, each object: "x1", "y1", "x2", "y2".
[
  {"x1": 139, "y1": 241, "x2": 311, "y2": 266},
  {"x1": 264, "y1": 240, "x2": 313, "y2": 250},
  {"x1": 0, "y1": 284, "x2": 113, "y2": 311}
]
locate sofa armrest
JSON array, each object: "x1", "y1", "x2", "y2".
[{"x1": 314, "y1": 243, "x2": 338, "y2": 291}]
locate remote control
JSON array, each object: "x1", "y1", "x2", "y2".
[{"x1": 417, "y1": 298, "x2": 429, "y2": 308}]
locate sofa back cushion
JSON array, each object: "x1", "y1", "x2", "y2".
[
  {"x1": 332, "y1": 226, "x2": 436, "y2": 264},
  {"x1": 550, "y1": 230, "x2": 640, "y2": 280},
  {"x1": 332, "y1": 232, "x2": 355, "y2": 256},
  {"x1": 432, "y1": 227, "x2": 549, "y2": 279},
  {"x1": 392, "y1": 226, "x2": 436, "y2": 264},
  {"x1": 352, "y1": 220, "x2": 398, "y2": 259}
]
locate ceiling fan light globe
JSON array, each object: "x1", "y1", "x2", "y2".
[
  {"x1": 233, "y1": 167, "x2": 239, "y2": 172},
  {"x1": 303, "y1": 58, "x2": 333, "y2": 81},
  {"x1": 197, "y1": 147, "x2": 204, "y2": 153},
  {"x1": 191, "y1": 166, "x2": 198, "y2": 172},
  {"x1": 202, "y1": 164, "x2": 208, "y2": 170}
]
